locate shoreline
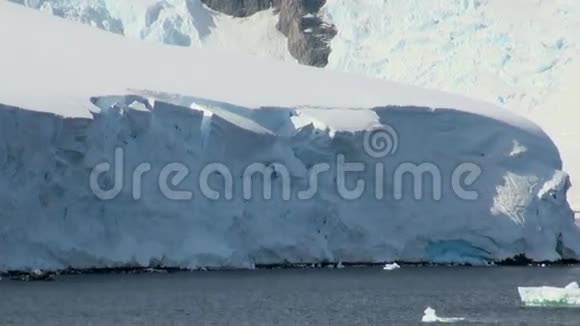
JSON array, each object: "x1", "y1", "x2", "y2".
[{"x1": 2, "y1": 259, "x2": 579, "y2": 280}]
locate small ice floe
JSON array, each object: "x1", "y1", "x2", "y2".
[
  {"x1": 421, "y1": 307, "x2": 465, "y2": 323},
  {"x1": 383, "y1": 262, "x2": 400, "y2": 271},
  {"x1": 29, "y1": 269, "x2": 55, "y2": 281},
  {"x1": 144, "y1": 268, "x2": 168, "y2": 274},
  {"x1": 14, "y1": 269, "x2": 56, "y2": 282},
  {"x1": 518, "y1": 282, "x2": 580, "y2": 307}
]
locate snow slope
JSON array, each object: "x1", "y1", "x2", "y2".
[
  {"x1": 10, "y1": 0, "x2": 294, "y2": 61},
  {"x1": 0, "y1": 2, "x2": 579, "y2": 270},
  {"x1": 323, "y1": 0, "x2": 580, "y2": 210}
]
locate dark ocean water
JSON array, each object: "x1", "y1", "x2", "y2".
[{"x1": 1, "y1": 266, "x2": 580, "y2": 325}]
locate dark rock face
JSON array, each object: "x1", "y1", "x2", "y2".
[
  {"x1": 201, "y1": 0, "x2": 336, "y2": 67},
  {"x1": 200, "y1": 0, "x2": 273, "y2": 17},
  {"x1": 273, "y1": 0, "x2": 336, "y2": 67}
]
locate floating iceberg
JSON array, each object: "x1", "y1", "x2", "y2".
[
  {"x1": 566, "y1": 282, "x2": 579, "y2": 290},
  {"x1": 383, "y1": 263, "x2": 401, "y2": 271},
  {"x1": 421, "y1": 307, "x2": 465, "y2": 323},
  {"x1": 518, "y1": 282, "x2": 580, "y2": 307}
]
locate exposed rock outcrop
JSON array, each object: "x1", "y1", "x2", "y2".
[
  {"x1": 201, "y1": 0, "x2": 336, "y2": 67},
  {"x1": 200, "y1": 0, "x2": 272, "y2": 17},
  {"x1": 274, "y1": 0, "x2": 336, "y2": 67}
]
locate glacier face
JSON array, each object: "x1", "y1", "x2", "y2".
[
  {"x1": 1, "y1": 1, "x2": 579, "y2": 270},
  {"x1": 1, "y1": 96, "x2": 578, "y2": 270}
]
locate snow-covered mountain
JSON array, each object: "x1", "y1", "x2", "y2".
[
  {"x1": 1, "y1": 1, "x2": 579, "y2": 270},
  {"x1": 13, "y1": 0, "x2": 580, "y2": 212}
]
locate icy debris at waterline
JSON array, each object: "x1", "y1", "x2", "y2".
[
  {"x1": 1, "y1": 1, "x2": 580, "y2": 271},
  {"x1": 421, "y1": 307, "x2": 465, "y2": 323},
  {"x1": 383, "y1": 263, "x2": 401, "y2": 271},
  {"x1": 518, "y1": 282, "x2": 580, "y2": 307},
  {"x1": 11, "y1": 270, "x2": 56, "y2": 282}
]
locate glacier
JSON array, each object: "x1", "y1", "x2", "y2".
[
  {"x1": 13, "y1": 0, "x2": 580, "y2": 212},
  {"x1": 1, "y1": 2, "x2": 580, "y2": 271}
]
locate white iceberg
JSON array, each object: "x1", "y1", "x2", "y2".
[
  {"x1": 421, "y1": 307, "x2": 465, "y2": 323},
  {"x1": 0, "y1": 2, "x2": 579, "y2": 271},
  {"x1": 518, "y1": 282, "x2": 580, "y2": 307},
  {"x1": 566, "y1": 282, "x2": 580, "y2": 290},
  {"x1": 383, "y1": 263, "x2": 400, "y2": 271}
]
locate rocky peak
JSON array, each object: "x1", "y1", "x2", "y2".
[{"x1": 201, "y1": 0, "x2": 336, "y2": 67}]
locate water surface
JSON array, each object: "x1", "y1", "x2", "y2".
[{"x1": 1, "y1": 266, "x2": 580, "y2": 325}]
